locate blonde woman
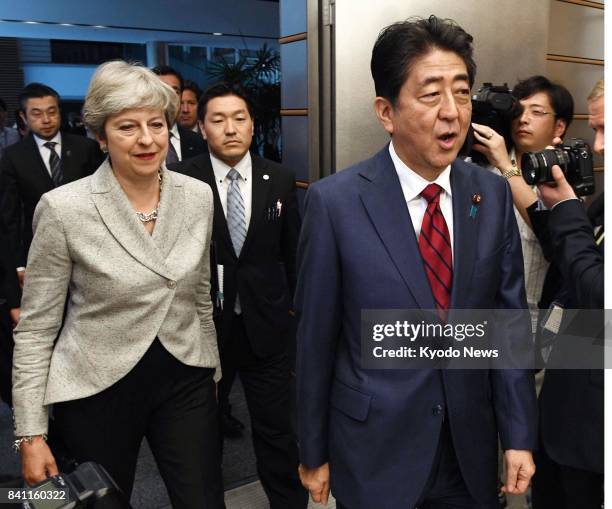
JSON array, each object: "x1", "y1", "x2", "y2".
[{"x1": 12, "y1": 60, "x2": 224, "y2": 508}]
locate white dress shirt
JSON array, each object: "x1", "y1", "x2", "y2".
[
  {"x1": 389, "y1": 141, "x2": 454, "y2": 262},
  {"x1": 169, "y1": 124, "x2": 183, "y2": 161},
  {"x1": 34, "y1": 132, "x2": 62, "y2": 178},
  {"x1": 486, "y1": 148, "x2": 549, "y2": 331},
  {"x1": 210, "y1": 151, "x2": 253, "y2": 314}
]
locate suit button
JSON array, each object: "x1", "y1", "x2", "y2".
[
  {"x1": 167, "y1": 280, "x2": 177, "y2": 289},
  {"x1": 432, "y1": 404, "x2": 444, "y2": 415}
]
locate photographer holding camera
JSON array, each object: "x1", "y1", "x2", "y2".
[
  {"x1": 526, "y1": 79, "x2": 604, "y2": 509},
  {"x1": 471, "y1": 76, "x2": 574, "y2": 326}
]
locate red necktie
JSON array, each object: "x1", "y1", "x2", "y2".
[{"x1": 419, "y1": 184, "x2": 453, "y2": 313}]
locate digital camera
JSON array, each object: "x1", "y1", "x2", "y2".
[{"x1": 521, "y1": 138, "x2": 595, "y2": 196}]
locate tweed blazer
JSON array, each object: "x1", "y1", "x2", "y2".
[{"x1": 12, "y1": 160, "x2": 220, "y2": 436}]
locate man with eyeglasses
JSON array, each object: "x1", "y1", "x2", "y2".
[{"x1": 471, "y1": 76, "x2": 574, "y2": 336}]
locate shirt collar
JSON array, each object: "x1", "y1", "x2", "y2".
[
  {"x1": 170, "y1": 124, "x2": 180, "y2": 139},
  {"x1": 389, "y1": 140, "x2": 452, "y2": 202},
  {"x1": 34, "y1": 131, "x2": 62, "y2": 149},
  {"x1": 210, "y1": 151, "x2": 252, "y2": 183}
]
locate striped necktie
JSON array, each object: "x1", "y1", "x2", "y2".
[
  {"x1": 227, "y1": 168, "x2": 247, "y2": 257},
  {"x1": 166, "y1": 133, "x2": 179, "y2": 164},
  {"x1": 44, "y1": 141, "x2": 62, "y2": 187},
  {"x1": 419, "y1": 183, "x2": 453, "y2": 314}
]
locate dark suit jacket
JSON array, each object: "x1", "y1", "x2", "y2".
[
  {"x1": 529, "y1": 194, "x2": 604, "y2": 474},
  {"x1": 0, "y1": 132, "x2": 104, "y2": 267},
  {"x1": 295, "y1": 146, "x2": 537, "y2": 509},
  {"x1": 178, "y1": 125, "x2": 208, "y2": 162},
  {"x1": 171, "y1": 153, "x2": 300, "y2": 357}
]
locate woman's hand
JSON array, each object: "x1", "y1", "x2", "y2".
[
  {"x1": 20, "y1": 437, "x2": 59, "y2": 485},
  {"x1": 471, "y1": 122, "x2": 514, "y2": 171}
]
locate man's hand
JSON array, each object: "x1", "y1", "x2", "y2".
[
  {"x1": 9, "y1": 308, "x2": 20, "y2": 328},
  {"x1": 16, "y1": 269, "x2": 25, "y2": 289},
  {"x1": 20, "y1": 437, "x2": 59, "y2": 485},
  {"x1": 471, "y1": 122, "x2": 513, "y2": 171},
  {"x1": 298, "y1": 462, "x2": 330, "y2": 505},
  {"x1": 537, "y1": 165, "x2": 577, "y2": 209},
  {"x1": 502, "y1": 449, "x2": 535, "y2": 495}
]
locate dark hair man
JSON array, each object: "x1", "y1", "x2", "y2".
[
  {"x1": 179, "y1": 80, "x2": 202, "y2": 134},
  {"x1": 471, "y1": 77, "x2": 575, "y2": 338},
  {"x1": 528, "y1": 79, "x2": 604, "y2": 509},
  {"x1": 0, "y1": 82, "x2": 104, "y2": 294},
  {"x1": 170, "y1": 82, "x2": 307, "y2": 509},
  {"x1": 296, "y1": 16, "x2": 537, "y2": 508},
  {"x1": 151, "y1": 66, "x2": 207, "y2": 163},
  {"x1": 0, "y1": 98, "x2": 20, "y2": 159}
]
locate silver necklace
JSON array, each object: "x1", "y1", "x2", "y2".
[{"x1": 136, "y1": 170, "x2": 162, "y2": 223}]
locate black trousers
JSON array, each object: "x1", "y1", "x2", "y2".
[
  {"x1": 531, "y1": 440, "x2": 603, "y2": 509},
  {"x1": 218, "y1": 314, "x2": 307, "y2": 509},
  {"x1": 337, "y1": 421, "x2": 496, "y2": 509},
  {"x1": 53, "y1": 339, "x2": 224, "y2": 509},
  {"x1": 0, "y1": 302, "x2": 13, "y2": 406}
]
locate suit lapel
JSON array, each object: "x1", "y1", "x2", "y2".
[
  {"x1": 60, "y1": 133, "x2": 79, "y2": 183},
  {"x1": 449, "y1": 160, "x2": 478, "y2": 309},
  {"x1": 240, "y1": 155, "x2": 270, "y2": 258},
  {"x1": 196, "y1": 155, "x2": 235, "y2": 258},
  {"x1": 90, "y1": 160, "x2": 176, "y2": 280},
  {"x1": 358, "y1": 147, "x2": 435, "y2": 309},
  {"x1": 151, "y1": 166, "x2": 184, "y2": 259}
]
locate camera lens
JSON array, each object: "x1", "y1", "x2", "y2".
[{"x1": 522, "y1": 149, "x2": 568, "y2": 185}]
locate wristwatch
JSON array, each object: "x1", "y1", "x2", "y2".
[{"x1": 501, "y1": 161, "x2": 521, "y2": 180}]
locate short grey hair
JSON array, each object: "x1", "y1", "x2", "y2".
[
  {"x1": 83, "y1": 60, "x2": 179, "y2": 138},
  {"x1": 588, "y1": 78, "x2": 604, "y2": 102}
]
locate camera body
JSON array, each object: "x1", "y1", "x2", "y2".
[
  {"x1": 462, "y1": 83, "x2": 520, "y2": 166},
  {"x1": 521, "y1": 138, "x2": 595, "y2": 197},
  {"x1": 22, "y1": 462, "x2": 131, "y2": 509}
]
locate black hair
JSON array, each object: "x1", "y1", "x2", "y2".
[
  {"x1": 198, "y1": 82, "x2": 254, "y2": 121},
  {"x1": 151, "y1": 65, "x2": 184, "y2": 92},
  {"x1": 18, "y1": 83, "x2": 60, "y2": 110},
  {"x1": 512, "y1": 75, "x2": 574, "y2": 132},
  {"x1": 371, "y1": 15, "x2": 476, "y2": 106},
  {"x1": 182, "y1": 80, "x2": 202, "y2": 100}
]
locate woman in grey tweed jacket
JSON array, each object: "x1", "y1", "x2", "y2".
[{"x1": 12, "y1": 61, "x2": 224, "y2": 508}]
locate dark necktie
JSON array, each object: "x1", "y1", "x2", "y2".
[
  {"x1": 166, "y1": 133, "x2": 179, "y2": 164},
  {"x1": 44, "y1": 141, "x2": 63, "y2": 187},
  {"x1": 419, "y1": 183, "x2": 453, "y2": 313}
]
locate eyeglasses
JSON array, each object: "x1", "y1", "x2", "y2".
[{"x1": 522, "y1": 107, "x2": 552, "y2": 119}]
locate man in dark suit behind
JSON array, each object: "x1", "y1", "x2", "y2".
[
  {"x1": 529, "y1": 79, "x2": 604, "y2": 509},
  {"x1": 0, "y1": 82, "x2": 104, "y2": 292},
  {"x1": 172, "y1": 83, "x2": 307, "y2": 509},
  {"x1": 0, "y1": 213, "x2": 20, "y2": 406},
  {"x1": 296, "y1": 17, "x2": 537, "y2": 509},
  {"x1": 151, "y1": 65, "x2": 208, "y2": 163}
]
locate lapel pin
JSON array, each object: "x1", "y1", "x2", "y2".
[
  {"x1": 263, "y1": 174, "x2": 269, "y2": 180},
  {"x1": 469, "y1": 193, "x2": 481, "y2": 219}
]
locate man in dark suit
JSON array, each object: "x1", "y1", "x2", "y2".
[
  {"x1": 0, "y1": 82, "x2": 104, "y2": 290},
  {"x1": 0, "y1": 213, "x2": 20, "y2": 406},
  {"x1": 151, "y1": 66, "x2": 208, "y2": 162},
  {"x1": 172, "y1": 83, "x2": 307, "y2": 509},
  {"x1": 528, "y1": 79, "x2": 604, "y2": 509},
  {"x1": 296, "y1": 17, "x2": 537, "y2": 509}
]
